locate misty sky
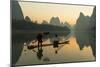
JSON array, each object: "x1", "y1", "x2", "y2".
[{"x1": 18, "y1": 1, "x2": 94, "y2": 25}]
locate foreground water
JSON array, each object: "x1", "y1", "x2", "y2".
[{"x1": 16, "y1": 33, "x2": 95, "y2": 65}]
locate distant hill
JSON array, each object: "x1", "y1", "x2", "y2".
[
  {"x1": 90, "y1": 7, "x2": 96, "y2": 31},
  {"x1": 12, "y1": 1, "x2": 70, "y2": 32},
  {"x1": 75, "y1": 12, "x2": 90, "y2": 31},
  {"x1": 25, "y1": 16, "x2": 32, "y2": 22},
  {"x1": 12, "y1": 15, "x2": 70, "y2": 32},
  {"x1": 49, "y1": 17, "x2": 71, "y2": 29},
  {"x1": 50, "y1": 17, "x2": 60, "y2": 26},
  {"x1": 12, "y1": 19, "x2": 70, "y2": 32},
  {"x1": 42, "y1": 20, "x2": 48, "y2": 24},
  {"x1": 75, "y1": 7, "x2": 96, "y2": 31},
  {"x1": 61, "y1": 21, "x2": 72, "y2": 29}
]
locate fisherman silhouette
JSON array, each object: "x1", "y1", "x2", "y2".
[
  {"x1": 36, "y1": 33, "x2": 43, "y2": 47},
  {"x1": 53, "y1": 34, "x2": 59, "y2": 48}
]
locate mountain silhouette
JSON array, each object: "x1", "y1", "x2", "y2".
[
  {"x1": 62, "y1": 21, "x2": 71, "y2": 29},
  {"x1": 75, "y1": 7, "x2": 96, "y2": 57},
  {"x1": 90, "y1": 7, "x2": 96, "y2": 27},
  {"x1": 50, "y1": 17, "x2": 61, "y2": 26},
  {"x1": 12, "y1": 1, "x2": 24, "y2": 20},
  {"x1": 49, "y1": 17, "x2": 71, "y2": 28},
  {"x1": 75, "y1": 12, "x2": 90, "y2": 31},
  {"x1": 42, "y1": 20, "x2": 48, "y2": 24},
  {"x1": 12, "y1": 1, "x2": 24, "y2": 65},
  {"x1": 89, "y1": 7, "x2": 96, "y2": 57},
  {"x1": 25, "y1": 16, "x2": 32, "y2": 22}
]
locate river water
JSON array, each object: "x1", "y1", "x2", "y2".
[{"x1": 16, "y1": 32, "x2": 95, "y2": 65}]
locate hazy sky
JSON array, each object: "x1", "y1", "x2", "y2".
[{"x1": 19, "y1": 2, "x2": 94, "y2": 25}]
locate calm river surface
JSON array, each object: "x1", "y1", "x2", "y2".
[{"x1": 16, "y1": 32, "x2": 95, "y2": 65}]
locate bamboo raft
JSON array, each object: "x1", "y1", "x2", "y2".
[{"x1": 26, "y1": 41, "x2": 69, "y2": 50}]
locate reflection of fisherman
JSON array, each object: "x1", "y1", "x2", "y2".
[
  {"x1": 53, "y1": 34, "x2": 59, "y2": 48},
  {"x1": 36, "y1": 33, "x2": 43, "y2": 60},
  {"x1": 55, "y1": 50, "x2": 58, "y2": 54},
  {"x1": 36, "y1": 33, "x2": 43, "y2": 47},
  {"x1": 37, "y1": 46, "x2": 43, "y2": 60}
]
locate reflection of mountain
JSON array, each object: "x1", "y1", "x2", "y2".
[
  {"x1": 75, "y1": 7, "x2": 96, "y2": 57},
  {"x1": 75, "y1": 31, "x2": 96, "y2": 57},
  {"x1": 12, "y1": 1, "x2": 24, "y2": 65}
]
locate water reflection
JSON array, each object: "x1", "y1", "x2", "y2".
[
  {"x1": 16, "y1": 32, "x2": 95, "y2": 65},
  {"x1": 25, "y1": 33, "x2": 70, "y2": 61},
  {"x1": 75, "y1": 31, "x2": 96, "y2": 57},
  {"x1": 54, "y1": 44, "x2": 66, "y2": 54},
  {"x1": 12, "y1": 42, "x2": 23, "y2": 65},
  {"x1": 37, "y1": 45, "x2": 43, "y2": 60}
]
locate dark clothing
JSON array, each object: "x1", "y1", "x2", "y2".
[{"x1": 37, "y1": 33, "x2": 43, "y2": 43}]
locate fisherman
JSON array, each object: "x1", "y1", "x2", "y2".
[
  {"x1": 36, "y1": 33, "x2": 43, "y2": 47},
  {"x1": 53, "y1": 34, "x2": 59, "y2": 48}
]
